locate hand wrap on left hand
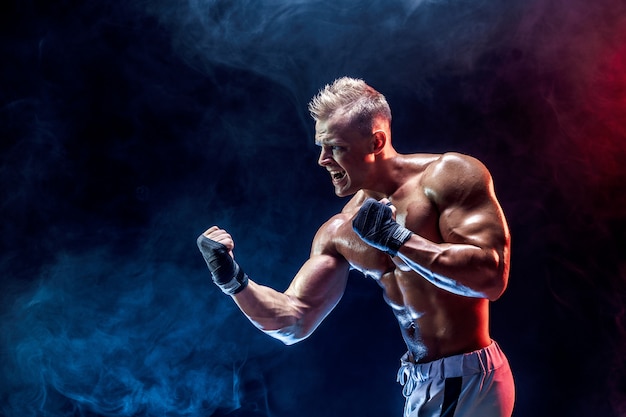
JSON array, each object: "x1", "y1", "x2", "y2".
[{"x1": 352, "y1": 198, "x2": 413, "y2": 256}]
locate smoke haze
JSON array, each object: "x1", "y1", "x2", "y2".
[{"x1": 1, "y1": 0, "x2": 625, "y2": 416}]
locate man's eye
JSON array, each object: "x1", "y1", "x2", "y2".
[{"x1": 332, "y1": 146, "x2": 344, "y2": 152}]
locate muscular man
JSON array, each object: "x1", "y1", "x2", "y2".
[{"x1": 197, "y1": 77, "x2": 515, "y2": 417}]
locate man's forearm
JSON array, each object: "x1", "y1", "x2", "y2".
[
  {"x1": 396, "y1": 236, "x2": 505, "y2": 301},
  {"x1": 351, "y1": 198, "x2": 507, "y2": 301}
]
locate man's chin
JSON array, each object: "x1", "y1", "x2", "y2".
[{"x1": 334, "y1": 186, "x2": 356, "y2": 198}]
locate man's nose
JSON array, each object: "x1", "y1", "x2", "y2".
[{"x1": 318, "y1": 148, "x2": 332, "y2": 166}]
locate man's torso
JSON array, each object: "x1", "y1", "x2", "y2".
[{"x1": 325, "y1": 154, "x2": 491, "y2": 362}]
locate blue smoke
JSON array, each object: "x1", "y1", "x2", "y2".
[
  {"x1": 1, "y1": 245, "x2": 258, "y2": 416},
  {"x1": 139, "y1": 0, "x2": 525, "y2": 103}
]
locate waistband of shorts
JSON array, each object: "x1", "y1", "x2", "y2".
[{"x1": 397, "y1": 340, "x2": 509, "y2": 383}]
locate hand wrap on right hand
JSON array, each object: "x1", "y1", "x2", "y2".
[
  {"x1": 196, "y1": 234, "x2": 249, "y2": 295},
  {"x1": 352, "y1": 198, "x2": 413, "y2": 256}
]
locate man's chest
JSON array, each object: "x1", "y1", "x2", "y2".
[
  {"x1": 334, "y1": 191, "x2": 441, "y2": 277},
  {"x1": 392, "y1": 194, "x2": 441, "y2": 243}
]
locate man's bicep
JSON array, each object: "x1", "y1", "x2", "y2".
[{"x1": 284, "y1": 253, "x2": 350, "y2": 332}]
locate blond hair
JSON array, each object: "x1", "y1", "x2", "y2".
[{"x1": 308, "y1": 77, "x2": 391, "y2": 136}]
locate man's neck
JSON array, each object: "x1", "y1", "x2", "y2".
[{"x1": 366, "y1": 153, "x2": 405, "y2": 197}]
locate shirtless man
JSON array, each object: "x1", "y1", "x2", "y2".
[{"x1": 197, "y1": 77, "x2": 515, "y2": 416}]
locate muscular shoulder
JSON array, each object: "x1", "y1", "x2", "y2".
[
  {"x1": 310, "y1": 212, "x2": 351, "y2": 257},
  {"x1": 421, "y1": 152, "x2": 493, "y2": 208},
  {"x1": 310, "y1": 192, "x2": 369, "y2": 257}
]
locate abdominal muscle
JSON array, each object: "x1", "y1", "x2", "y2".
[{"x1": 376, "y1": 268, "x2": 491, "y2": 363}]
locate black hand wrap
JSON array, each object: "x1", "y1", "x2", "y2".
[
  {"x1": 196, "y1": 234, "x2": 249, "y2": 295},
  {"x1": 352, "y1": 198, "x2": 413, "y2": 256}
]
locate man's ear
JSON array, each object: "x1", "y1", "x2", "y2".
[{"x1": 371, "y1": 130, "x2": 387, "y2": 154}]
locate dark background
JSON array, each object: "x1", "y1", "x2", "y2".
[{"x1": 2, "y1": 1, "x2": 626, "y2": 416}]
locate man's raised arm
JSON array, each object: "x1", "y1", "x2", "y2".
[
  {"x1": 197, "y1": 224, "x2": 350, "y2": 345},
  {"x1": 352, "y1": 153, "x2": 510, "y2": 301}
]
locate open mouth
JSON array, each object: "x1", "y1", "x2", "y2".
[{"x1": 331, "y1": 170, "x2": 346, "y2": 182}]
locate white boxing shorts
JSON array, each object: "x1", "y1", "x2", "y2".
[{"x1": 397, "y1": 341, "x2": 515, "y2": 417}]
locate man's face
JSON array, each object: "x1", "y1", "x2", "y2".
[{"x1": 315, "y1": 117, "x2": 374, "y2": 197}]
